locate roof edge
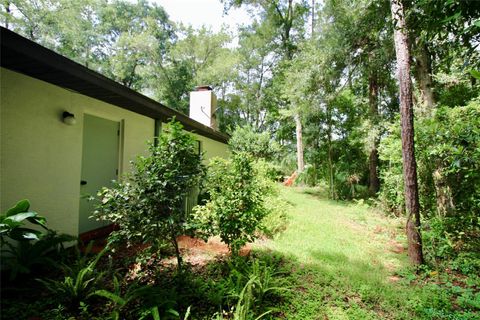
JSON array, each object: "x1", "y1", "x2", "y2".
[{"x1": 0, "y1": 27, "x2": 229, "y2": 144}]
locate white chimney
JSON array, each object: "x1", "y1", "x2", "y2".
[{"x1": 189, "y1": 85, "x2": 217, "y2": 130}]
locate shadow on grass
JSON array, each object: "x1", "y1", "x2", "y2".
[
  {"x1": 301, "y1": 186, "x2": 330, "y2": 199},
  {"x1": 246, "y1": 247, "x2": 419, "y2": 320},
  {"x1": 300, "y1": 187, "x2": 354, "y2": 208}
]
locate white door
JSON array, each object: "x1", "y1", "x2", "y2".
[{"x1": 79, "y1": 114, "x2": 120, "y2": 234}]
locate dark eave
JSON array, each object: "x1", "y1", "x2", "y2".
[{"x1": 0, "y1": 27, "x2": 229, "y2": 144}]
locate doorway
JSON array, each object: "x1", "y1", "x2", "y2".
[{"x1": 79, "y1": 114, "x2": 120, "y2": 234}]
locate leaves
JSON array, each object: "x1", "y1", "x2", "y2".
[
  {"x1": 469, "y1": 69, "x2": 480, "y2": 80},
  {"x1": 1, "y1": 200, "x2": 48, "y2": 241},
  {"x1": 195, "y1": 152, "x2": 272, "y2": 256},
  {"x1": 5, "y1": 199, "x2": 30, "y2": 216},
  {"x1": 93, "y1": 120, "x2": 205, "y2": 268}
]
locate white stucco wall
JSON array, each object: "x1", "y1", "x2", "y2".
[
  {"x1": 1, "y1": 68, "x2": 229, "y2": 236},
  {"x1": 193, "y1": 133, "x2": 229, "y2": 162},
  {"x1": 0, "y1": 68, "x2": 155, "y2": 235}
]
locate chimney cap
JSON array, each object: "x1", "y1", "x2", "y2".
[{"x1": 195, "y1": 85, "x2": 213, "y2": 91}]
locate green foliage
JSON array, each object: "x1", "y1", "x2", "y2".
[
  {"x1": 92, "y1": 276, "x2": 179, "y2": 320},
  {"x1": 194, "y1": 153, "x2": 269, "y2": 256},
  {"x1": 94, "y1": 120, "x2": 205, "y2": 269},
  {"x1": 38, "y1": 246, "x2": 107, "y2": 310},
  {"x1": 435, "y1": 67, "x2": 480, "y2": 108},
  {"x1": 379, "y1": 99, "x2": 480, "y2": 270},
  {"x1": 1, "y1": 230, "x2": 76, "y2": 280},
  {"x1": 209, "y1": 256, "x2": 289, "y2": 320},
  {"x1": 229, "y1": 126, "x2": 281, "y2": 161},
  {"x1": 0, "y1": 200, "x2": 76, "y2": 280},
  {"x1": 0, "y1": 199, "x2": 47, "y2": 241},
  {"x1": 260, "y1": 196, "x2": 290, "y2": 239}
]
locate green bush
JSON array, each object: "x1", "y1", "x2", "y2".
[
  {"x1": 194, "y1": 153, "x2": 270, "y2": 256},
  {"x1": 93, "y1": 120, "x2": 205, "y2": 270},
  {"x1": 209, "y1": 257, "x2": 289, "y2": 320},
  {"x1": 296, "y1": 164, "x2": 320, "y2": 187},
  {"x1": 379, "y1": 99, "x2": 480, "y2": 269},
  {"x1": 260, "y1": 196, "x2": 289, "y2": 239},
  {"x1": 0, "y1": 199, "x2": 48, "y2": 241},
  {"x1": 38, "y1": 246, "x2": 107, "y2": 310},
  {"x1": 1, "y1": 199, "x2": 76, "y2": 280},
  {"x1": 92, "y1": 275, "x2": 179, "y2": 320},
  {"x1": 229, "y1": 126, "x2": 281, "y2": 161}
]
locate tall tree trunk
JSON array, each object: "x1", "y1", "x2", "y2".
[
  {"x1": 326, "y1": 106, "x2": 335, "y2": 199},
  {"x1": 168, "y1": 220, "x2": 182, "y2": 272},
  {"x1": 311, "y1": 0, "x2": 315, "y2": 37},
  {"x1": 415, "y1": 42, "x2": 435, "y2": 115},
  {"x1": 391, "y1": 0, "x2": 424, "y2": 266},
  {"x1": 328, "y1": 140, "x2": 334, "y2": 199},
  {"x1": 295, "y1": 113, "x2": 305, "y2": 173},
  {"x1": 368, "y1": 74, "x2": 380, "y2": 195}
]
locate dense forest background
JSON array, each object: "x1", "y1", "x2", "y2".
[{"x1": 2, "y1": 0, "x2": 479, "y2": 269}]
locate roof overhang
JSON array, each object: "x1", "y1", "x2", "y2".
[{"x1": 0, "y1": 27, "x2": 229, "y2": 144}]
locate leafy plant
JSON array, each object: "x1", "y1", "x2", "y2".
[
  {"x1": 38, "y1": 246, "x2": 107, "y2": 309},
  {"x1": 92, "y1": 275, "x2": 179, "y2": 320},
  {"x1": 210, "y1": 258, "x2": 288, "y2": 320},
  {"x1": 0, "y1": 200, "x2": 76, "y2": 280},
  {"x1": 0, "y1": 199, "x2": 47, "y2": 241},
  {"x1": 229, "y1": 126, "x2": 281, "y2": 161},
  {"x1": 259, "y1": 196, "x2": 289, "y2": 239},
  {"x1": 194, "y1": 153, "x2": 269, "y2": 256},
  {"x1": 94, "y1": 120, "x2": 205, "y2": 271},
  {"x1": 230, "y1": 277, "x2": 272, "y2": 320},
  {"x1": 2, "y1": 230, "x2": 76, "y2": 280}
]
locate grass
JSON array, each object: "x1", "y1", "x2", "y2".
[
  {"x1": 1, "y1": 185, "x2": 477, "y2": 319},
  {"x1": 255, "y1": 186, "x2": 479, "y2": 320}
]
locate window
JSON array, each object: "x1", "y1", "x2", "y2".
[{"x1": 196, "y1": 140, "x2": 202, "y2": 155}]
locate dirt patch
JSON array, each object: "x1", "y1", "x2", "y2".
[
  {"x1": 124, "y1": 236, "x2": 252, "y2": 281},
  {"x1": 178, "y1": 235, "x2": 251, "y2": 262},
  {"x1": 388, "y1": 275, "x2": 401, "y2": 283},
  {"x1": 387, "y1": 240, "x2": 405, "y2": 254},
  {"x1": 342, "y1": 219, "x2": 366, "y2": 233},
  {"x1": 373, "y1": 225, "x2": 384, "y2": 234}
]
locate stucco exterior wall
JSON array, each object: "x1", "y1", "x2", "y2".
[
  {"x1": 193, "y1": 133, "x2": 229, "y2": 162},
  {"x1": 1, "y1": 68, "x2": 155, "y2": 235},
  {"x1": 158, "y1": 122, "x2": 229, "y2": 163}
]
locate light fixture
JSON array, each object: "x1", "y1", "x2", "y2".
[{"x1": 62, "y1": 111, "x2": 76, "y2": 125}]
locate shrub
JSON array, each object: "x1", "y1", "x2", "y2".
[
  {"x1": 2, "y1": 230, "x2": 76, "y2": 280},
  {"x1": 378, "y1": 99, "x2": 480, "y2": 267},
  {"x1": 194, "y1": 153, "x2": 269, "y2": 256},
  {"x1": 92, "y1": 275, "x2": 179, "y2": 320},
  {"x1": 210, "y1": 257, "x2": 289, "y2": 319},
  {"x1": 0, "y1": 199, "x2": 48, "y2": 241},
  {"x1": 93, "y1": 120, "x2": 205, "y2": 271},
  {"x1": 260, "y1": 196, "x2": 289, "y2": 239},
  {"x1": 229, "y1": 126, "x2": 281, "y2": 161},
  {"x1": 0, "y1": 199, "x2": 76, "y2": 280},
  {"x1": 38, "y1": 246, "x2": 107, "y2": 310}
]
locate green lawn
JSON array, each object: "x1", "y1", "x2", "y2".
[{"x1": 256, "y1": 186, "x2": 477, "y2": 320}]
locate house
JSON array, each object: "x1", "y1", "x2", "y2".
[{"x1": 0, "y1": 27, "x2": 229, "y2": 237}]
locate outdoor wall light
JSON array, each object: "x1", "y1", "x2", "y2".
[{"x1": 62, "y1": 111, "x2": 76, "y2": 125}]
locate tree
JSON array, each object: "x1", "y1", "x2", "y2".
[
  {"x1": 195, "y1": 153, "x2": 269, "y2": 257},
  {"x1": 94, "y1": 120, "x2": 205, "y2": 271},
  {"x1": 390, "y1": 0, "x2": 423, "y2": 265},
  {"x1": 224, "y1": 0, "x2": 309, "y2": 172},
  {"x1": 152, "y1": 25, "x2": 237, "y2": 113},
  {"x1": 229, "y1": 125, "x2": 281, "y2": 161}
]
